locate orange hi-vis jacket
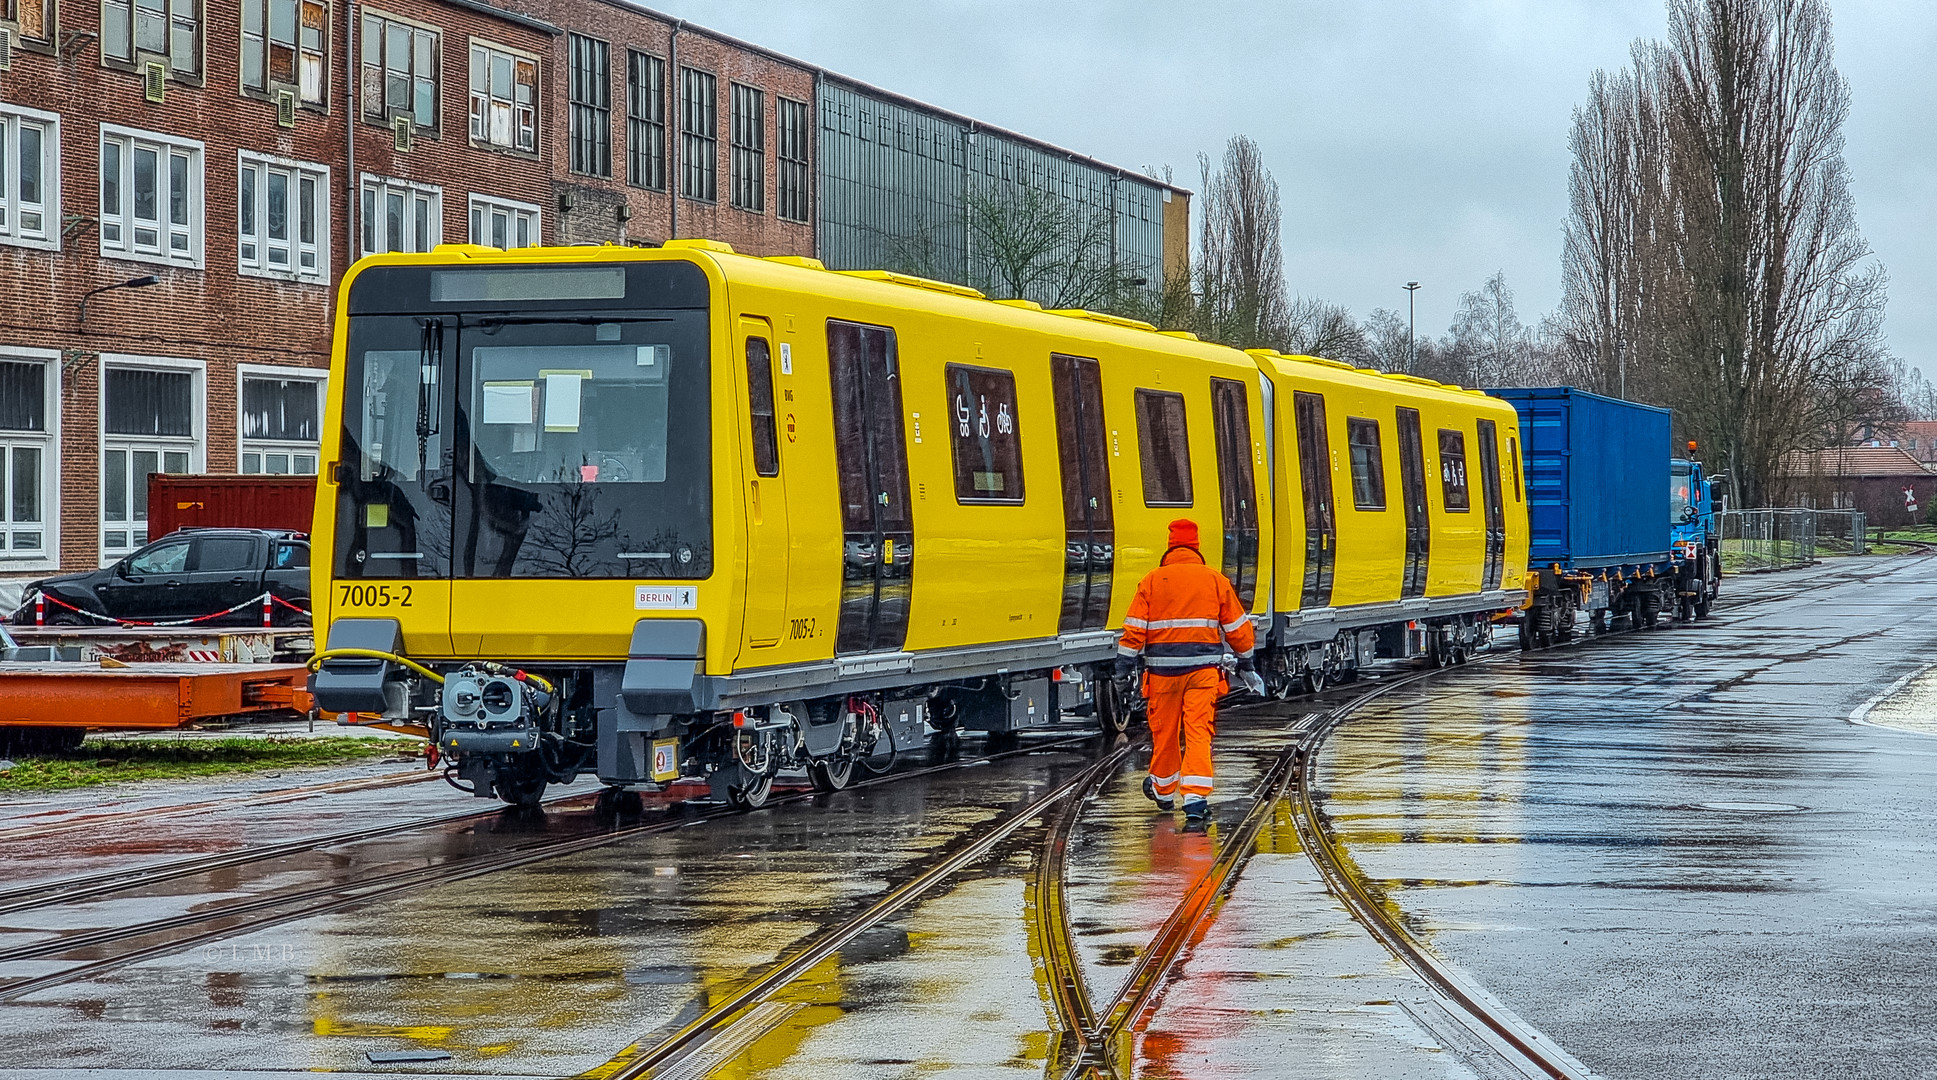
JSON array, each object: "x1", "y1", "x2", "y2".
[{"x1": 1117, "y1": 547, "x2": 1257, "y2": 675}]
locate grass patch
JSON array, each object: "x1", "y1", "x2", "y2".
[{"x1": 0, "y1": 737, "x2": 415, "y2": 792}]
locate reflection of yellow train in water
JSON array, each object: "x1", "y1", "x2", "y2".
[{"x1": 309, "y1": 241, "x2": 1529, "y2": 808}]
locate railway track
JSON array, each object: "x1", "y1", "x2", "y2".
[
  {"x1": 0, "y1": 731, "x2": 1101, "y2": 1005},
  {"x1": 569, "y1": 675, "x2": 1430, "y2": 1080},
  {"x1": 0, "y1": 765, "x2": 441, "y2": 846}
]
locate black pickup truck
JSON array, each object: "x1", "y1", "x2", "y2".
[{"x1": 12, "y1": 528, "x2": 311, "y2": 627}]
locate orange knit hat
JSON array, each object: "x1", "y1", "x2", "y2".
[{"x1": 1167, "y1": 518, "x2": 1200, "y2": 549}]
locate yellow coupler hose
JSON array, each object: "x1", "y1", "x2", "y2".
[{"x1": 305, "y1": 649, "x2": 557, "y2": 695}]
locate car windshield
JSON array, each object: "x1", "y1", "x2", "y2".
[{"x1": 1671, "y1": 468, "x2": 1694, "y2": 522}]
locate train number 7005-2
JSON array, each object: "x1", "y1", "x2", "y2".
[{"x1": 338, "y1": 584, "x2": 413, "y2": 608}]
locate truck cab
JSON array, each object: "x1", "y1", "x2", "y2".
[{"x1": 1671, "y1": 458, "x2": 1720, "y2": 617}]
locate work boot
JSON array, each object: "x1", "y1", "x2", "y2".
[
  {"x1": 1183, "y1": 796, "x2": 1209, "y2": 822},
  {"x1": 1142, "y1": 774, "x2": 1174, "y2": 811}
]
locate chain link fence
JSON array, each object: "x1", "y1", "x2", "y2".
[{"x1": 1718, "y1": 508, "x2": 1867, "y2": 572}]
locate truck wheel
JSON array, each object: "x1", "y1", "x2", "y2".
[
  {"x1": 1591, "y1": 609, "x2": 1609, "y2": 635},
  {"x1": 1518, "y1": 619, "x2": 1533, "y2": 652}
]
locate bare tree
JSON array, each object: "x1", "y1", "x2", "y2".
[
  {"x1": 1194, "y1": 136, "x2": 1289, "y2": 350},
  {"x1": 1283, "y1": 296, "x2": 1373, "y2": 364},
  {"x1": 1560, "y1": 0, "x2": 1891, "y2": 506},
  {"x1": 962, "y1": 181, "x2": 1144, "y2": 311},
  {"x1": 1360, "y1": 307, "x2": 1411, "y2": 372},
  {"x1": 1446, "y1": 272, "x2": 1537, "y2": 386}
]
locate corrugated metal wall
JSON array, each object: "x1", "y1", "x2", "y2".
[{"x1": 816, "y1": 80, "x2": 1171, "y2": 308}]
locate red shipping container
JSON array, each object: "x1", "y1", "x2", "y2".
[{"x1": 148, "y1": 474, "x2": 319, "y2": 539}]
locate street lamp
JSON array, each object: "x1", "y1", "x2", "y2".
[
  {"x1": 1403, "y1": 281, "x2": 1421, "y2": 374},
  {"x1": 79, "y1": 274, "x2": 161, "y2": 325}
]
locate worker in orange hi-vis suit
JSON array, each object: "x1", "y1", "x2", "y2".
[{"x1": 1114, "y1": 518, "x2": 1265, "y2": 821}]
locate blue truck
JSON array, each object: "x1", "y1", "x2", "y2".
[
  {"x1": 1486, "y1": 387, "x2": 1692, "y2": 648},
  {"x1": 1670, "y1": 455, "x2": 1722, "y2": 617}
]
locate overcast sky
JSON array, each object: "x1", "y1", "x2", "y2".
[{"x1": 665, "y1": 1, "x2": 1935, "y2": 373}]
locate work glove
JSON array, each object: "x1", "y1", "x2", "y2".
[{"x1": 1113, "y1": 654, "x2": 1138, "y2": 680}]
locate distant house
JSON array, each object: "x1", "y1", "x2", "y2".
[
  {"x1": 1783, "y1": 447, "x2": 1937, "y2": 528},
  {"x1": 1851, "y1": 420, "x2": 1937, "y2": 467}
]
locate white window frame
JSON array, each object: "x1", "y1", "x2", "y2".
[
  {"x1": 237, "y1": 362, "x2": 325, "y2": 477},
  {"x1": 359, "y1": 173, "x2": 442, "y2": 256},
  {"x1": 99, "y1": 123, "x2": 205, "y2": 269},
  {"x1": 467, "y1": 192, "x2": 539, "y2": 249},
  {"x1": 238, "y1": 151, "x2": 330, "y2": 282},
  {"x1": 0, "y1": 105, "x2": 61, "y2": 252},
  {"x1": 0, "y1": 347, "x2": 61, "y2": 572},
  {"x1": 468, "y1": 38, "x2": 538, "y2": 152},
  {"x1": 99, "y1": 354, "x2": 205, "y2": 563}
]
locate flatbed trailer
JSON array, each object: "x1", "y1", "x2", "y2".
[
  {"x1": 1, "y1": 626, "x2": 311, "y2": 664},
  {"x1": 0, "y1": 661, "x2": 315, "y2": 741}
]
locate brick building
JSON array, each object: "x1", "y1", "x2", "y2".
[
  {"x1": 0, "y1": 0, "x2": 1183, "y2": 597},
  {"x1": 1782, "y1": 446, "x2": 1937, "y2": 529}
]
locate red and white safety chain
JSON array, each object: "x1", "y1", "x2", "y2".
[{"x1": 28, "y1": 589, "x2": 311, "y2": 629}]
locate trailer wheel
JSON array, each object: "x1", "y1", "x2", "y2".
[{"x1": 1518, "y1": 618, "x2": 1533, "y2": 652}]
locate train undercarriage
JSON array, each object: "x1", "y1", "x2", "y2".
[{"x1": 313, "y1": 612, "x2": 1508, "y2": 812}]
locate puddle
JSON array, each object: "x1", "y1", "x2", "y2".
[
  {"x1": 1694, "y1": 802, "x2": 1806, "y2": 814},
  {"x1": 1852, "y1": 665, "x2": 1937, "y2": 737}
]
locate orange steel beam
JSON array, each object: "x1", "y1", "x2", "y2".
[{"x1": 0, "y1": 664, "x2": 314, "y2": 729}]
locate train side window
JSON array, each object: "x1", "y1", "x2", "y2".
[
  {"x1": 1347, "y1": 418, "x2": 1386, "y2": 510},
  {"x1": 1135, "y1": 388, "x2": 1192, "y2": 507},
  {"x1": 1509, "y1": 435, "x2": 1523, "y2": 502},
  {"x1": 1438, "y1": 428, "x2": 1470, "y2": 511},
  {"x1": 945, "y1": 363, "x2": 1024, "y2": 503},
  {"x1": 745, "y1": 337, "x2": 779, "y2": 477}
]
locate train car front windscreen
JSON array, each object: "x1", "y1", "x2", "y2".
[{"x1": 333, "y1": 260, "x2": 712, "y2": 582}]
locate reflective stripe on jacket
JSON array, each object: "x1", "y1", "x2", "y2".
[{"x1": 1117, "y1": 547, "x2": 1256, "y2": 675}]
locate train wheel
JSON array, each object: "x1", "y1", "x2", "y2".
[
  {"x1": 1303, "y1": 667, "x2": 1326, "y2": 694},
  {"x1": 809, "y1": 755, "x2": 856, "y2": 792},
  {"x1": 727, "y1": 770, "x2": 774, "y2": 810},
  {"x1": 497, "y1": 772, "x2": 547, "y2": 811},
  {"x1": 1095, "y1": 678, "x2": 1129, "y2": 734},
  {"x1": 593, "y1": 786, "x2": 642, "y2": 822}
]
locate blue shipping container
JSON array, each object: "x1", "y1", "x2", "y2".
[{"x1": 1485, "y1": 387, "x2": 1672, "y2": 570}]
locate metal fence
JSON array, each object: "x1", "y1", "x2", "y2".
[{"x1": 1718, "y1": 508, "x2": 1867, "y2": 572}]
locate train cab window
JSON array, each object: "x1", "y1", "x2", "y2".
[
  {"x1": 746, "y1": 337, "x2": 779, "y2": 477},
  {"x1": 1438, "y1": 428, "x2": 1470, "y2": 511},
  {"x1": 1135, "y1": 388, "x2": 1192, "y2": 507},
  {"x1": 946, "y1": 363, "x2": 1024, "y2": 503},
  {"x1": 1347, "y1": 418, "x2": 1386, "y2": 510},
  {"x1": 1509, "y1": 435, "x2": 1523, "y2": 501}
]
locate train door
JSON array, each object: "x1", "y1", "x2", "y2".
[
  {"x1": 1396, "y1": 407, "x2": 1430, "y2": 598},
  {"x1": 1211, "y1": 377, "x2": 1260, "y2": 607},
  {"x1": 1292, "y1": 391, "x2": 1335, "y2": 608},
  {"x1": 827, "y1": 320, "x2": 914, "y2": 655},
  {"x1": 739, "y1": 317, "x2": 789, "y2": 648},
  {"x1": 1476, "y1": 418, "x2": 1505, "y2": 589},
  {"x1": 1051, "y1": 354, "x2": 1114, "y2": 632}
]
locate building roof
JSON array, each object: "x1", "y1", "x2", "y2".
[{"x1": 1784, "y1": 446, "x2": 1937, "y2": 478}]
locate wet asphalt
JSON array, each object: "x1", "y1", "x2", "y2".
[
  {"x1": 0, "y1": 554, "x2": 1928, "y2": 1077},
  {"x1": 1319, "y1": 555, "x2": 1937, "y2": 1079}
]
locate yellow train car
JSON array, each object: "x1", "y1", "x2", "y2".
[{"x1": 308, "y1": 241, "x2": 1521, "y2": 808}]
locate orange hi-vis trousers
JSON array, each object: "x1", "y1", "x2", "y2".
[{"x1": 1144, "y1": 666, "x2": 1222, "y2": 799}]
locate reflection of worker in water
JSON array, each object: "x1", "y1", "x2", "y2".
[{"x1": 1115, "y1": 519, "x2": 1264, "y2": 820}]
